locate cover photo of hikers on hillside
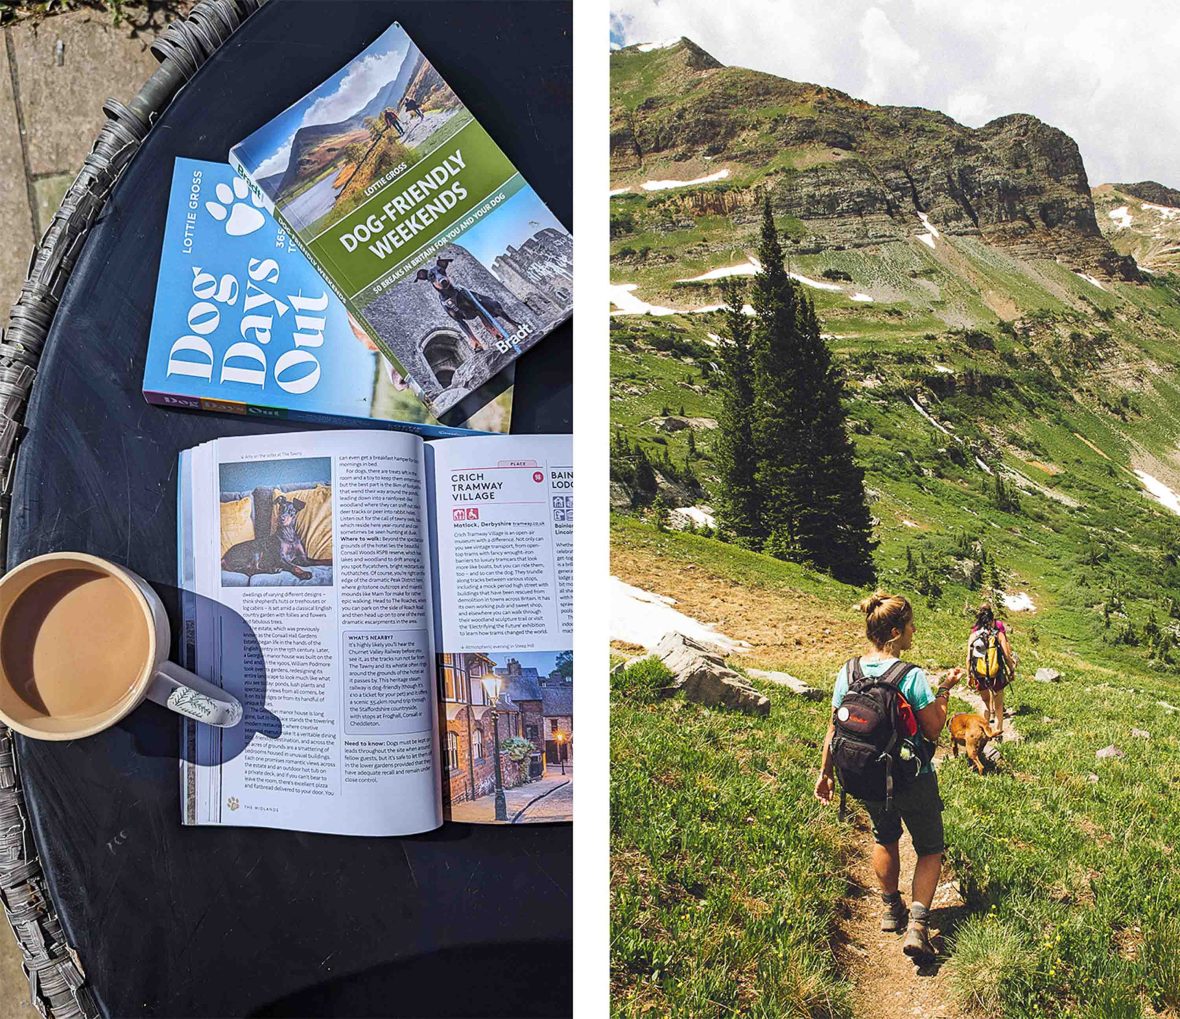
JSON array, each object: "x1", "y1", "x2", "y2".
[{"x1": 608, "y1": 8, "x2": 1180, "y2": 1018}]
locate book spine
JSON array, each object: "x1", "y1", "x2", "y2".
[
  {"x1": 229, "y1": 153, "x2": 422, "y2": 398},
  {"x1": 142, "y1": 390, "x2": 482, "y2": 439}
]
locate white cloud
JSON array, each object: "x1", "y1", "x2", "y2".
[
  {"x1": 858, "y1": 7, "x2": 925, "y2": 103},
  {"x1": 611, "y1": 0, "x2": 1180, "y2": 186},
  {"x1": 944, "y1": 89, "x2": 989, "y2": 126},
  {"x1": 255, "y1": 45, "x2": 407, "y2": 180}
]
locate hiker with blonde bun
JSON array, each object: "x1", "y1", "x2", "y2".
[
  {"x1": 814, "y1": 591, "x2": 962, "y2": 962},
  {"x1": 966, "y1": 603, "x2": 1016, "y2": 741}
]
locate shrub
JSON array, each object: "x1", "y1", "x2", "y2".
[
  {"x1": 1143, "y1": 916, "x2": 1180, "y2": 1010},
  {"x1": 612, "y1": 657, "x2": 673, "y2": 704},
  {"x1": 947, "y1": 916, "x2": 1035, "y2": 1015},
  {"x1": 500, "y1": 736, "x2": 536, "y2": 761}
]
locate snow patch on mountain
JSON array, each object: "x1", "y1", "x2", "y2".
[
  {"x1": 611, "y1": 577, "x2": 750, "y2": 652},
  {"x1": 1136, "y1": 469, "x2": 1180, "y2": 516},
  {"x1": 1108, "y1": 206, "x2": 1133, "y2": 230},
  {"x1": 642, "y1": 168, "x2": 730, "y2": 191},
  {"x1": 678, "y1": 258, "x2": 760, "y2": 282},
  {"x1": 636, "y1": 39, "x2": 680, "y2": 52}
]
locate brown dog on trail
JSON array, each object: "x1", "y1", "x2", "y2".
[{"x1": 949, "y1": 713, "x2": 998, "y2": 774}]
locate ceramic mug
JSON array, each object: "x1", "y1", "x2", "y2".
[{"x1": 0, "y1": 552, "x2": 242, "y2": 740}]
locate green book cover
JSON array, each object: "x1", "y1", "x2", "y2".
[{"x1": 230, "y1": 22, "x2": 571, "y2": 426}]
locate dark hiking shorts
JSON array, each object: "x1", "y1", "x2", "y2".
[{"x1": 858, "y1": 771, "x2": 945, "y2": 857}]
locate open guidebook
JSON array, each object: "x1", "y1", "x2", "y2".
[{"x1": 177, "y1": 430, "x2": 572, "y2": 834}]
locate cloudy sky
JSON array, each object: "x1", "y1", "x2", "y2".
[
  {"x1": 247, "y1": 29, "x2": 408, "y2": 180},
  {"x1": 609, "y1": 0, "x2": 1180, "y2": 187}
]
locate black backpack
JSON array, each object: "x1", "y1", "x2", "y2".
[{"x1": 831, "y1": 657, "x2": 924, "y2": 815}]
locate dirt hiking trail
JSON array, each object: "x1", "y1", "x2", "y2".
[
  {"x1": 836, "y1": 817, "x2": 968, "y2": 1019},
  {"x1": 837, "y1": 715, "x2": 1020, "y2": 1019}
]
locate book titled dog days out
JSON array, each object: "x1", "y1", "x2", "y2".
[
  {"x1": 143, "y1": 159, "x2": 511, "y2": 437},
  {"x1": 229, "y1": 23, "x2": 572, "y2": 425}
]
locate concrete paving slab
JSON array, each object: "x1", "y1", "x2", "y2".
[
  {"x1": 8, "y1": 8, "x2": 164, "y2": 176},
  {"x1": 0, "y1": 35, "x2": 36, "y2": 318},
  {"x1": 0, "y1": 923, "x2": 33, "y2": 1018},
  {"x1": 32, "y1": 171, "x2": 72, "y2": 237}
]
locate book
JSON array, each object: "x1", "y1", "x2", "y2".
[
  {"x1": 229, "y1": 22, "x2": 572, "y2": 426},
  {"x1": 143, "y1": 158, "x2": 512, "y2": 437},
  {"x1": 177, "y1": 429, "x2": 573, "y2": 834}
]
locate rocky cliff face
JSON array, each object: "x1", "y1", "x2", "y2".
[
  {"x1": 1111, "y1": 181, "x2": 1180, "y2": 208},
  {"x1": 1094, "y1": 181, "x2": 1180, "y2": 275},
  {"x1": 611, "y1": 41, "x2": 1138, "y2": 280}
]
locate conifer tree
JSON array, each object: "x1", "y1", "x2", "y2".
[
  {"x1": 749, "y1": 197, "x2": 807, "y2": 558},
  {"x1": 794, "y1": 295, "x2": 877, "y2": 582},
  {"x1": 713, "y1": 277, "x2": 763, "y2": 546},
  {"x1": 748, "y1": 195, "x2": 876, "y2": 582}
]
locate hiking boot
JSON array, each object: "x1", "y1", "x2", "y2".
[
  {"x1": 880, "y1": 897, "x2": 909, "y2": 933},
  {"x1": 902, "y1": 921, "x2": 936, "y2": 961}
]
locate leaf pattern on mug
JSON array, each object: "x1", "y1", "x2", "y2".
[{"x1": 167, "y1": 687, "x2": 217, "y2": 718}]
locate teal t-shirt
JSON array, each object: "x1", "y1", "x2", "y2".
[{"x1": 832, "y1": 657, "x2": 936, "y2": 774}]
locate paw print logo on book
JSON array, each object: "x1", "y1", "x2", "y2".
[
  {"x1": 205, "y1": 177, "x2": 265, "y2": 236},
  {"x1": 227, "y1": 796, "x2": 240, "y2": 811}
]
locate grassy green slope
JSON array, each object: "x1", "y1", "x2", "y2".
[{"x1": 612, "y1": 516, "x2": 1180, "y2": 1017}]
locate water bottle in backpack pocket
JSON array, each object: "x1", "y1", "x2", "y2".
[{"x1": 831, "y1": 657, "x2": 923, "y2": 810}]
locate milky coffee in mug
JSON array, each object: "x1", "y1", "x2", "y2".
[{"x1": 0, "y1": 552, "x2": 241, "y2": 740}]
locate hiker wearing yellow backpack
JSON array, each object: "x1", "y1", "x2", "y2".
[{"x1": 967, "y1": 603, "x2": 1017, "y2": 739}]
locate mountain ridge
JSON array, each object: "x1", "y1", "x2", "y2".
[{"x1": 611, "y1": 40, "x2": 1138, "y2": 280}]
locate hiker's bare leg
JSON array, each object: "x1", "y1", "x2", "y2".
[
  {"x1": 873, "y1": 841, "x2": 901, "y2": 895},
  {"x1": 978, "y1": 687, "x2": 992, "y2": 720},
  {"x1": 911, "y1": 852, "x2": 942, "y2": 910},
  {"x1": 993, "y1": 688, "x2": 1005, "y2": 736}
]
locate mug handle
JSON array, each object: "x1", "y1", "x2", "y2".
[{"x1": 146, "y1": 662, "x2": 243, "y2": 728}]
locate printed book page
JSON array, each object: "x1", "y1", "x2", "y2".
[
  {"x1": 179, "y1": 429, "x2": 443, "y2": 836},
  {"x1": 426, "y1": 433, "x2": 573, "y2": 823}
]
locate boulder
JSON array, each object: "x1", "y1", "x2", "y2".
[
  {"x1": 641, "y1": 632, "x2": 770, "y2": 716},
  {"x1": 610, "y1": 481, "x2": 633, "y2": 511},
  {"x1": 679, "y1": 660, "x2": 771, "y2": 716},
  {"x1": 747, "y1": 668, "x2": 824, "y2": 701},
  {"x1": 931, "y1": 880, "x2": 965, "y2": 910},
  {"x1": 651, "y1": 415, "x2": 718, "y2": 433},
  {"x1": 1034, "y1": 668, "x2": 1061, "y2": 683},
  {"x1": 1096, "y1": 744, "x2": 1125, "y2": 760}
]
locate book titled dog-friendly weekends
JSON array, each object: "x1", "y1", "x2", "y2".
[
  {"x1": 178, "y1": 429, "x2": 573, "y2": 833},
  {"x1": 143, "y1": 158, "x2": 512, "y2": 437},
  {"x1": 228, "y1": 23, "x2": 572, "y2": 425}
]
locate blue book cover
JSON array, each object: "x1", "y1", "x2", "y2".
[{"x1": 143, "y1": 158, "x2": 513, "y2": 436}]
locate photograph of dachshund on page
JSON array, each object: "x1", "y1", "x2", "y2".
[{"x1": 219, "y1": 456, "x2": 334, "y2": 588}]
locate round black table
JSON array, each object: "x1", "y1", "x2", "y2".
[{"x1": 7, "y1": 3, "x2": 572, "y2": 1016}]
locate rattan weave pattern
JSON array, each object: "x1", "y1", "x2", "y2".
[{"x1": 0, "y1": 2, "x2": 265, "y2": 1014}]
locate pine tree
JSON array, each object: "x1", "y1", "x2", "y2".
[
  {"x1": 792, "y1": 295, "x2": 876, "y2": 582},
  {"x1": 750, "y1": 197, "x2": 807, "y2": 559},
  {"x1": 713, "y1": 276, "x2": 763, "y2": 546},
  {"x1": 749, "y1": 195, "x2": 876, "y2": 582}
]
